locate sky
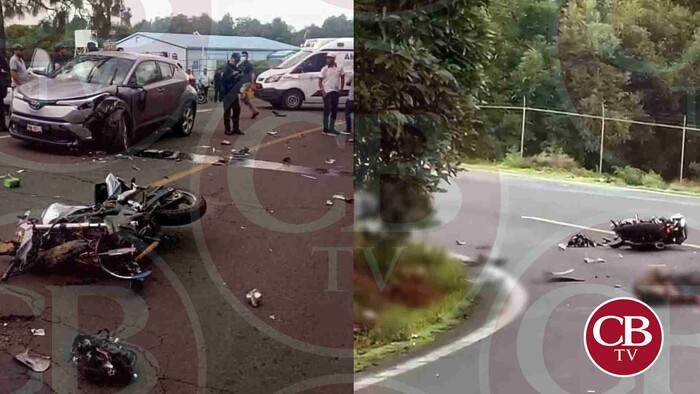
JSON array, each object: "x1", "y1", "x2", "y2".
[{"x1": 9, "y1": 0, "x2": 354, "y2": 31}]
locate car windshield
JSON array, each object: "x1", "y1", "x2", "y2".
[
  {"x1": 53, "y1": 56, "x2": 134, "y2": 85},
  {"x1": 275, "y1": 51, "x2": 310, "y2": 69}
]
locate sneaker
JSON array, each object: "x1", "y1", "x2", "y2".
[
  {"x1": 339, "y1": 129, "x2": 351, "y2": 135},
  {"x1": 224, "y1": 130, "x2": 233, "y2": 135},
  {"x1": 322, "y1": 130, "x2": 340, "y2": 136},
  {"x1": 232, "y1": 130, "x2": 245, "y2": 135}
]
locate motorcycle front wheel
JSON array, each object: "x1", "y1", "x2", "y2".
[{"x1": 154, "y1": 189, "x2": 207, "y2": 226}]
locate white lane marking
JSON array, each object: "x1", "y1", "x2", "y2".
[
  {"x1": 197, "y1": 109, "x2": 213, "y2": 113},
  {"x1": 353, "y1": 265, "x2": 527, "y2": 391},
  {"x1": 521, "y1": 215, "x2": 700, "y2": 250}
]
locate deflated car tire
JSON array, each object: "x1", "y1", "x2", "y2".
[{"x1": 102, "y1": 109, "x2": 132, "y2": 153}]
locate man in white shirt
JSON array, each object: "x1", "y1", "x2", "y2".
[
  {"x1": 9, "y1": 44, "x2": 32, "y2": 87},
  {"x1": 318, "y1": 53, "x2": 344, "y2": 136},
  {"x1": 198, "y1": 68, "x2": 210, "y2": 100}
]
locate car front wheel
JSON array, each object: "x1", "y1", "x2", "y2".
[
  {"x1": 173, "y1": 102, "x2": 196, "y2": 136},
  {"x1": 281, "y1": 90, "x2": 303, "y2": 110},
  {"x1": 103, "y1": 109, "x2": 132, "y2": 153}
]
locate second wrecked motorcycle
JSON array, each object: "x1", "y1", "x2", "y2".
[
  {"x1": 0, "y1": 174, "x2": 206, "y2": 289},
  {"x1": 608, "y1": 214, "x2": 687, "y2": 250}
]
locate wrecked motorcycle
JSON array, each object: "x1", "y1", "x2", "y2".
[
  {"x1": 0, "y1": 174, "x2": 206, "y2": 287},
  {"x1": 608, "y1": 214, "x2": 687, "y2": 250}
]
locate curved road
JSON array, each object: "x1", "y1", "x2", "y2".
[{"x1": 359, "y1": 169, "x2": 700, "y2": 393}]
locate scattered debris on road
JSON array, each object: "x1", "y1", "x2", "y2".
[
  {"x1": 282, "y1": 157, "x2": 291, "y2": 164},
  {"x1": 584, "y1": 258, "x2": 606, "y2": 264},
  {"x1": 552, "y1": 269, "x2": 575, "y2": 276},
  {"x1": 17, "y1": 169, "x2": 26, "y2": 174},
  {"x1": 72, "y1": 331, "x2": 137, "y2": 386},
  {"x1": 548, "y1": 269, "x2": 585, "y2": 282},
  {"x1": 568, "y1": 234, "x2": 599, "y2": 248},
  {"x1": 558, "y1": 243, "x2": 567, "y2": 251},
  {"x1": 15, "y1": 350, "x2": 51, "y2": 372},
  {"x1": 232, "y1": 147, "x2": 250, "y2": 159},
  {"x1": 271, "y1": 110, "x2": 287, "y2": 117},
  {"x1": 301, "y1": 174, "x2": 317, "y2": 180},
  {"x1": 619, "y1": 254, "x2": 624, "y2": 258},
  {"x1": 267, "y1": 131, "x2": 278, "y2": 136},
  {"x1": 325, "y1": 159, "x2": 336, "y2": 165},
  {"x1": 326, "y1": 200, "x2": 334, "y2": 206},
  {"x1": 132, "y1": 165, "x2": 141, "y2": 172},
  {"x1": 332, "y1": 194, "x2": 354, "y2": 204},
  {"x1": 269, "y1": 315, "x2": 276, "y2": 320},
  {"x1": 615, "y1": 284, "x2": 622, "y2": 288},
  {"x1": 4, "y1": 176, "x2": 21, "y2": 188},
  {"x1": 456, "y1": 240, "x2": 466, "y2": 246},
  {"x1": 246, "y1": 289, "x2": 262, "y2": 307},
  {"x1": 30, "y1": 328, "x2": 45, "y2": 336},
  {"x1": 221, "y1": 140, "x2": 231, "y2": 146}
]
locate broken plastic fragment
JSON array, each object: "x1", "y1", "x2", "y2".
[
  {"x1": 332, "y1": 194, "x2": 354, "y2": 204},
  {"x1": 17, "y1": 169, "x2": 26, "y2": 174},
  {"x1": 456, "y1": 241, "x2": 466, "y2": 246},
  {"x1": 325, "y1": 159, "x2": 336, "y2": 165},
  {"x1": 615, "y1": 284, "x2": 622, "y2": 288},
  {"x1": 269, "y1": 315, "x2": 276, "y2": 320},
  {"x1": 221, "y1": 140, "x2": 231, "y2": 146},
  {"x1": 267, "y1": 131, "x2": 278, "y2": 136},
  {"x1": 301, "y1": 174, "x2": 317, "y2": 180},
  {"x1": 558, "y1": 243, "x2": 567, "y2": 251},
  {"x1": 246, "y1": 289, "x2": 262, "y2": 307},
  {"x1": 326, "y1": 200, "x2": 334, "y2": 206},
  {"x1": 15, "y1": 350, "x2": 51, "y2": 372},
  {"x1": 30, "y1": 328, "x2": 45, "y2": 336},
  {"x1": 132, "y1": 166, "x2": 141, "y2": 172},
  {"x1": 584, "y1": 258, "x2": 606, "y2": 264},
  {"x1": 551, "y1": 269, "x2": 575, "y2": 276}
]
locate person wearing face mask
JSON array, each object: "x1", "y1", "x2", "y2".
[
  {"x1": 221, "y1": 52, "x2": 244, "y2": 135},
  {"x1": 238, "y1": 51, "x2": 259, "y2": 119},
  {"x1": 318, "y1": 53, "x2": 345, "y2": 136}
]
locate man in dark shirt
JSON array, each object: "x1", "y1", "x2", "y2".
[
  {"x1": 52, "y1": 42, "x2": 67, "y2": 72},
  {"x1": 213, "y1": 68, "x2": 222, "y2": 102},
  {"x1": 0, "y1": 47, "x2": 9, "y2": 132},
  {"x1": 221, "y1": 53, "x2": 243, "y2": 135},
  {"x1": 238, "y1": 51, "x2": 259, "y2": 119}
]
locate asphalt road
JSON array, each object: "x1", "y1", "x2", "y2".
[
  {"x1": 0, "y1": 100, "x2": 354, "y2": 393},
  {"x1": 358, "y1": 170, "x2": 700, "y2": 393}
]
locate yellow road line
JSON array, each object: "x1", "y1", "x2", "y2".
[{"x1": 151, "y1": 122, "x2": 343, "y2": 187}]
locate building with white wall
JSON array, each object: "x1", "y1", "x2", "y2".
[{"x1": 116, "y1": 32, "x2": 297, "y2": 73}]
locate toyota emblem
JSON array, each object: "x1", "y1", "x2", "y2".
[{"x1": 29, "y1": 100, "x2": 42, "y2": 110}]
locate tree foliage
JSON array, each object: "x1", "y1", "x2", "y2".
[
  {"x1": 481, "y1": 0, "x2": 700, "y2": 177},
  {"x1": 355, "y1": 0, "x2": 493, "y2": 203}
]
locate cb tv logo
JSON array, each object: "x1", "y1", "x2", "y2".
[{"x1": 584, "y1": 297, "x2": 664, "y2": 377}]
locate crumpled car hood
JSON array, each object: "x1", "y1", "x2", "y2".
[{"x1": 18, "y1": 78, "x2": 114, "y2": 101}]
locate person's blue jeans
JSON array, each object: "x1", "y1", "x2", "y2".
[{"x1": 323, "y1": 91, "x2": 340, "y2": 132}]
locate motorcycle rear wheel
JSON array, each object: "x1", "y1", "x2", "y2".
[{"x1": 154, "y1": 190, "x2": 207, "y2": 226}]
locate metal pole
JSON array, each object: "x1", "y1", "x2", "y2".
[
  {"x1": 681, "y1": 115, "x2": 687, "y2": 182},
  {"x1": 599, "y1": 103, "x2": 605, "y2": 174},
  {"x1": 520, "y1": 96, "x2": 526, "y2": 158}
]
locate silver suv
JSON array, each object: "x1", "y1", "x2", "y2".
[{"x1": 10, "y1": 50, "x2": 197, "y2": 151}]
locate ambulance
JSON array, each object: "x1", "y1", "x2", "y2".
[{"x1": 255, "y1": 38, "x2": 353, "y2": 110}]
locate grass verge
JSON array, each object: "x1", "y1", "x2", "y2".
[
  {"x1": 466, "y1": 158, "x2": 700, "y2": 198},
  {"x1": 354, "y1": 238, "x2": 473, "y2": 372}
]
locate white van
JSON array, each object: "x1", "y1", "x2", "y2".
[{"x1": 255, "y1": 38, "x2": 353, "y2": 110}]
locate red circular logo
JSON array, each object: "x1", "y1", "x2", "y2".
[{"x1": 584, "y1": 297, "x2": 663, "y2": 377}]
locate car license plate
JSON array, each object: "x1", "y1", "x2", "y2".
[{"x1": 27, "y1": 124, "x2": 42, "y2": 133}]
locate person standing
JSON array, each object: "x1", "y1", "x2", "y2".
[
  {"x1": 214, "y1": 68, "x2": 222, "y2": 103},
  {"x1": 221, "y1": 53, "x2": 244, "y2": 135},
  {"x1": 186, "y1": 69, "x2": 196, "y2": 88},
  {"x1": 0, "y1": 48, "x2": 10, "y2": 132},
  {"x1": 198, "y1": 68, "x2": 210, "y2": 100},
  {"x1": 52, "y1": 42, "x2": 67, "y2": 72},
  {"x1": 214, "y1": 68, "x2": 222, "y2": 102},
  {"x1": 318, "y1": 53, "x2": 345, "y2": 136},
  {"x1": 344, "y1": 72, "x2": 353, "y2": 140},
  {"x1": 9, "y1": 44, "x2": 32, "y2": 88},
  {"x1": 238, "y1": 51, "x2": 259, "y2": 119}
]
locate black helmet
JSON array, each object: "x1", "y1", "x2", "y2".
[{"x1": 230, "y1": 52, "x2": 241, "y2": 60}]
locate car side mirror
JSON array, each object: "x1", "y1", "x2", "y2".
[{"x1": 94, "y1": 182, "x2": 109, "y2": 205}]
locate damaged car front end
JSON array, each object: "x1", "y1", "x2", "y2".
[{"x1": 9, "y1": 50, "x2": 197, "y2": 151}]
